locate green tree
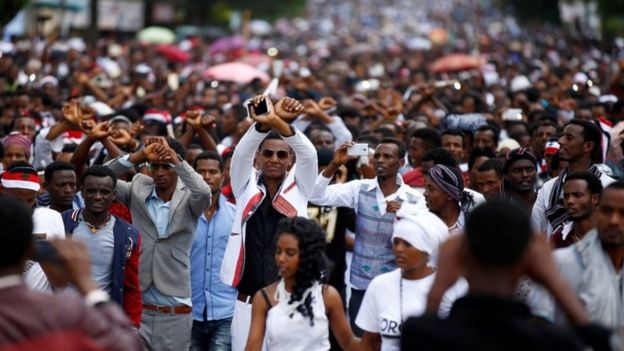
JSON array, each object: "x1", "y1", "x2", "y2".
[
  {"x1": 0, "y1": 0, "x2": 29, "y2": 26},
  {"x1": 499, "y1": 0, "x2": 561, "y2": 24}
]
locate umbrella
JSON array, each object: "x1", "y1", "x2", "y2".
[
  {"x1": 175, "y1": 25, "x2": 201, "y2": 38},
  {"x1": 209, "y1": 36, "x2": 245, "y2": 55},
  {"x1": 238, "y1": 53, "x2": 272, "y2": 68},
  {"x1": 203, "y1": 62, "x2": 270, "y2": 84},
  {"x1": 429, "y1": 28, "x2": 449, "y2": 45},
  {"x1": 157, "y1": 44, "x2": 190, "y2": 63},
  {"x1": 430, "y1": 54, "x2": 483, "y2": 73},
  {"x1": 137, "y1": 26, "x2": 176, "y2": 44}
]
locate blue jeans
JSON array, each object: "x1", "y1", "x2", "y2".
[{"x1": 191, "y1": 317, "x2": 233, "y2": 351}]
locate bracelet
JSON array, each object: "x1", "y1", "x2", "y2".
[{"x1": 84, "y1": 289, "x2": 110, "y2": 307}]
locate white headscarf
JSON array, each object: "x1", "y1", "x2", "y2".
[{"x1": 392, "y1": 203, "x2": 449, "y2": 267}]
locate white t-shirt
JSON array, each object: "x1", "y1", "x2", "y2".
[
  {"x1": 24, "y1": 207, "x2": 66, "y2": 292},
  {"x1": 356, "y1": 269, "x2": 467, "y2": 351}
]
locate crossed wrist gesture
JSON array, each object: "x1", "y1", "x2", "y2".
[{"x1": 62, "y1": 100, "x2": 95, "y2": 126}]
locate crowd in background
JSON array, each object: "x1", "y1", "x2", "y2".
[{"x1": 0, "y1": 0, "x2": 624, "y2": 349}]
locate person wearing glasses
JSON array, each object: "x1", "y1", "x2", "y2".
[
  {"x1": 220, "y1": 95, "x2": 318, "y2": 351},
  {"x1": 106, "y1": 136, "x2": 212, "y2": 351}
]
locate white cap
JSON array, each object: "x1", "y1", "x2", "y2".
[
  {"x1": 573, "y1": 72, "x2": 588, "y2": 85},
  {"x1": 502, "y1": 108, "x2": 524, "y2": 121},
  {"x1": 510, "y1": 75, "x2": 530, "y2": 93}
]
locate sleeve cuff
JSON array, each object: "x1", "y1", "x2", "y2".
[
  {"x1": 118, "y1": 154, "x2": 135, "y2": 167},
  {"x1": 84, "y1": 289, "x2": 110, "y2": 307}
]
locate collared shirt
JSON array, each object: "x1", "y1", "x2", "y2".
[
  {"x1": 143, "y1": 187, "x2": 192, "y2": 306},
  {"x1": 309, "y1": 174, "x2": 424, "y2": 215},
  {"x1": 36, "y1": 192, "x2": 84, "y2": 210},
  {"x1": 191, "y1": 194, "x2": 237, "y2": 321},
  {"x1": 448, "y1": 212, "x2": 465, "y2": 237}
]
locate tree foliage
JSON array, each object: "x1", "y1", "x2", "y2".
[{"x1": 0, "y1": 0, "x2": 29, "y2": 27}]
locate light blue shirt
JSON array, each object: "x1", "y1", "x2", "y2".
[
  {"x1": 73, "y1": 215, "x2": 115, "y2": 293},
  {"x1": 191, "y1": 194, "x2": 237, "y2": 321},
  {"x1": 143, "y1": 187, "x2": 192, "y2": 307}
]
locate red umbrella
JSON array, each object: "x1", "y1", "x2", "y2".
[
  {"x1": 430, "y1": 54, "x2": 483, "y2": 73},
  {"x1": 157, "y1": 44, "x2": 190, "y2": 63},
  {"x1": 203, "y1": 62, "x2": 270, "y2": 84}
]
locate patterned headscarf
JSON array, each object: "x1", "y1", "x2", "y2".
[
  {"x1": 427, "y1": 164, "x2": 474, "y2": 213},
  {"x1": 3, "y1": 132, "x2": 32, "y2": 160}
]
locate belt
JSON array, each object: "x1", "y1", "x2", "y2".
[
  {"x1": 143, "y1": 304, "x2": 192, "y2": 314},
  {"x1": 237, "y1": 292, "x2": 253, "y2": 304}
]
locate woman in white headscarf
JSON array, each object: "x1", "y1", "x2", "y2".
[{"x1": 355, "y1": 203, "x2": 467, "y2": 351}]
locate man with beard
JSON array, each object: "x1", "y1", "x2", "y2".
[
  {"x1": 501, "y1": 148, "x2": 538, "y2": 211},
  {"x1": 550, "y1": 172, "x2": 602, "y2": 249},
  {"x1": 531, "y1": 181, "x2": 624, "y2": 348},
  {"x1": 309, "y1": 138, "x2": 424, "y2": 335},
  {"x1": 532, "y1": 120, "x2": 614, "y2": 237}
]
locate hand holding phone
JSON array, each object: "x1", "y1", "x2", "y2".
[{"x1": 347, "y1": 143, "x2": 370, "y2": 157}]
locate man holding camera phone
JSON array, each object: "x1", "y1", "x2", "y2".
[
  {"x1": 0, "y1": 161, "x2": 66, "y2": 292},
  {"x1": 0, "y1": 196, "x2": 142, "y2": 351},
  {"x1": 309, "y1": 139, "x2": 424, "y2": 336},
  {"x1": 220, "y1": 95, "x2": 317, "y2": 351}
]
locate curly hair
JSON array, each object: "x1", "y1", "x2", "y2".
[{"x1": 275, "y1": 217, "x2": 332, "y2": 326}]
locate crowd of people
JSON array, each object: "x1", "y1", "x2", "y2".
[{"x1": 1, "y1": 0, "x2": 624, "y2": 349}]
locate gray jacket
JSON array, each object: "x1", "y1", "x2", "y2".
[{"x1": 107, "y1": 157, "x2": 211, "y2": 297}]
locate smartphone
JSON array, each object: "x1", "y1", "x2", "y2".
[
  {"x1": 32, "y1": 240, "x2": 60, "y2": 264},
  {"x1": 348, "y1": 143, "x2": 370, "y2": 157},
  {"x1": 248, "y1": 98, "x2": 270, "y2": 116}
]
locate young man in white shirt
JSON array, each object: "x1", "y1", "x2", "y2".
[
  {"x1": 0, "y1": 161, "x2": 65, "y2": 292},
  {"x1": 309, "y1": 138, "x2": 424, "y2": 335}
]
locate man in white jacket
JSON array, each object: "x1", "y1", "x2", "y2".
[{"x1": 220, "y1": 96, "x2": 318, "y2": 351}]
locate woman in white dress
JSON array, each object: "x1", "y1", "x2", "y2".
[
  {"x1": 355, "y1": 203, "x2": 467, "y2": 351},
  {"x1": 245, "y1": 217, "x2": 359, "y2": 351}
]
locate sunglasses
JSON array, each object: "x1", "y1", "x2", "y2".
[{"x1": 260, "y1": 149, "x2": 290, "y2": 160}]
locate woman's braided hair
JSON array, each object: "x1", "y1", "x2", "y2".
[{"x1": 275, "y1": 217, "x2": 332, "y2": 326}]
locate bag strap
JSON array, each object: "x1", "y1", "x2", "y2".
[{"x1": 260, "y1": 288, "x2": 273, "y2": 308}]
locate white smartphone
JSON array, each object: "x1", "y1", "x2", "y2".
[{"x1": 348, "y1": 143, "x2": 369, "y2": 157}]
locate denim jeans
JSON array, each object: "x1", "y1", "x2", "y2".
[{"x1": 191, "y1": 317, "x2": 233, "y2": 351}]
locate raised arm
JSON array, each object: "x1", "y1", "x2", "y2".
[{"x1": 309, "y1": 143, "x2": 359, "y2": 207}]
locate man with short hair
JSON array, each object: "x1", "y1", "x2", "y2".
[
  {"x1": 474, "y1": 124, "x2": 499, "y2": 152},
  {"x1": 0, "y1": 196, "x2": 142, "y2": 351},
  {"x1": 61, "y1": 165, "x2": 142, "y2": 327},
  {"x1": 403, "y1": 200, "x2": 609, "y2": 350},
  {"x1": 220, "y1": 96, "x2": 316, "y2": 351},
  {"x1": 0, "y1": 161, "x2": 65, "y2": 292},
  {"x1": 530, "y1": 181, "x2": 624, "y2": 347},
  {"x1": 37, "y1": 161, "x2": 82, "y2": 211},
  {"x1": 476, "y1": 158, "x2": 504, "y2": 200},
  {"x1": 550, "y1": 172, "x2": 602, "y2": 249},
  {"x1": 441, "y1": 129, "x2": 465, "y2": 166},
  {"x1": 532, "y1": 120, "x2": 615, "y2": 237},
  {"x1": 468, "y1": 147, "x2": 496, "y2": 190},
  {"x1": 190, "y1": 151, "x2": 236, "y2": 351},
  {"x1": 106, "y1": 136, "x2": 212, "y2": 350},
  {"x1": 402, "y1": 128, "x2": 441, "y2": 187},
  {"x1": 310, "y1": 137, "x2": 424, "y2": 335}
]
